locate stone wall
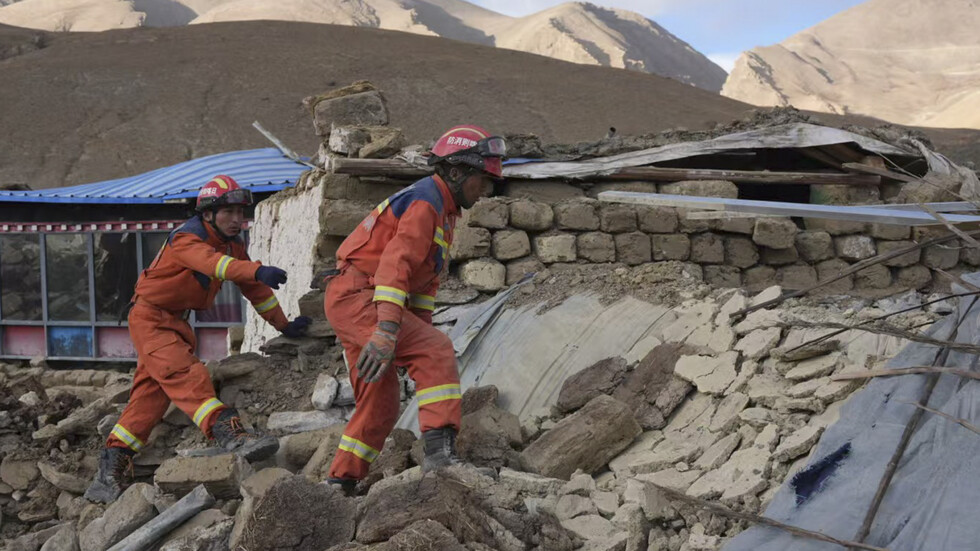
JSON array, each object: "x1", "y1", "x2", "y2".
[
  {"x1": 242, "y1": 172, "x2": 325, "y2": 353},
  {"x1": 298, "y1": 172, "x2": 971, "y2": 299}
]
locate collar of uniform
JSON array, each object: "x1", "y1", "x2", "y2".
[
  {"x1": 432, "y1": 174, "x2": 460, "y2": 215},
  {"x1": 198, "y1": 214, "x2": 231, "y2": 246}
]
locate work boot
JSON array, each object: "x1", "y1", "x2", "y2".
[
  {"x1": 421, "y1": 427, "x2": 463, "y2": 472},
  {"x1": 84, "y1": 447, "x2": 135, "y2": 503},
  {"x1": 326, "y1": 477, "x2": 359, "y2": 497},
  {"x1": 211, "y1": 408, "x2": 279, "y2": 461}
]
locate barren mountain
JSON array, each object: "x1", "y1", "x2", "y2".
[
  {"x1": 0, "y1": 0, "x2": 727, "y2": 90},
  {"x1": 0, "y1": 21, "x2": 749, "y2": 190},
  {"x1": 722, "y1": 0, "x2": 980, "y2": 130}
]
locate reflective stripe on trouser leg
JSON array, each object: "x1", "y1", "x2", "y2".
[
  {"x1": 192, "y1": 398, "x2": 225, "y2": 428},
  {"x1": 416, "y1": 383, "x2": 462, "y2": 406},
  {"x1": 110, "y1": 424, "x2": 144, "y2": 452},
  {"x1": 337, "y1": 435, "x2": 381, "y2": 463}
]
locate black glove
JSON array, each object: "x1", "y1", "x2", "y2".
[
  {"x1": 282, "y1": 316, "x2": 312, "y2": 339},
  {"x1": 255, "y1": 266, "x2": 287, "y2": 289}
]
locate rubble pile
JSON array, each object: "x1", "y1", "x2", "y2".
[{"x1": 1, "y1": 276, "x2": 949, "y2": 550}]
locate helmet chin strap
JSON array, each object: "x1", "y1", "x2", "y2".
[
  {"x1": 202, "y1": 212, "x2": 233, "y2": 241},
  {"x1": 445, "y1": 166, "x2": 476, "y2": 209}
]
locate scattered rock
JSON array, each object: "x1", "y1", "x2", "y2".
[
  {"x1": 522, "y1": 395, "x2": 641, "y2": 479},
  {"x1": 154, "y1": 454, "x2": 252, "y2": 500},
  {"x1": 674, "y1": 352, "x2": 739, "y2": 395}
]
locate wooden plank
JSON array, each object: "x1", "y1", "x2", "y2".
[
  {"x1": 598, "y1": 191, "x2": 980, "y2": 226},
  {"x1": 330, "y1": 157, "x2": 431, "y2": 178},
  {"x1": 687, "y1": 202, "x2": 979, "y2": 219},
  {"x1": 842, "y1": 162, "x2": 919, "y2": 183},
  {"x1": 598, "y1": 166, "x2": 881, "y2": 186},
  {"x1": 796, "y1": 147, "x2": 843, "y2": 169},
  {"x1": 820, "y1": 143, "x2": 867, "y2": 164}
]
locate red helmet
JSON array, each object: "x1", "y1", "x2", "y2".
[
  {"x1": 196, "y1": 175, "x2": 253, "y2": 212},
  {"x1": 428, "y1": 125, "x2": 506, "y2": 178}
]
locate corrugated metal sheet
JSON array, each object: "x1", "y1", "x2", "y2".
[{"x1": 0, "y1": 148, "x2": 308, "y2": 204}]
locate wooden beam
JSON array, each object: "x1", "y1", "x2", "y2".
[
  {"x1": 598, "y1": 192, "x2": 980, "y2": 226},
  {"x1": 842, "y1": 162, "x2": 919, "y2": 183},
  {"x1": 796, "y1": 147, "x2": 844, "y2": 170},
  {"x1": 331, "y1": 157, "x2": 882, "y2": 187},
  {"x1": 330, "y1": 157, "x2": 431, "y2": 178},
  {"x1": 598, "y1": 167, "x2": 881, "y2": 186}
]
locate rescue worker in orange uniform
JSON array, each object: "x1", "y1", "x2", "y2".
[
  {"x1": 323, "y1": 125, "x2": 506, "y2": 494},
  {"x1": 85, "y1": 175, "x2": 311, "y2": 503}
]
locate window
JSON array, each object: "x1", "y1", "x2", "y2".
[
  {"x1": 95, "y1": 232, "x2": 139, "y2": 322},
  {"x1": 45, "y1": 234, "x2": 91, "y2": 322},
  {"x1": 141, "y1": 232, "x2": 168, "y2": 270},
  {"x1": 1, "y1": 235, "x2": 42, "y2": 320}
]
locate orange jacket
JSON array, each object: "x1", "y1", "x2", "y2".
[
  {"x1": 134, "y1": 216, "x2": 288, "y2": 331},
  {"x1": 337, "y1": 175, "x2": 459, "y2": 325}
]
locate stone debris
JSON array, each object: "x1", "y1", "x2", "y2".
[{"x1": 0, "y1": 99, "x2": 959, "y2": 549}]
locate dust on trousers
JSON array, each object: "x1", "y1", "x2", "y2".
[{"x1": 324, "y1": 267, "x2": 461, "y2": 481}]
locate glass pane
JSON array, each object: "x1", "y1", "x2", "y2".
[
  {"x1": 94, "y1": 233, "x2": 139, "y2": 321},
  {"x1": 46, "y1": 234, "x2": 91, "y2": 321},
  {"x1": 48, "y1": 326, "x2": 93, "y2": 358},
  {"x1": 196, "y1": 283, "x2": 243, "y2": 323},
  {"x1": 1, "y1": 235, "x2": 42, "y2": 320},
  {"x1": 141, "y1": 233, "x2": 168, "y2": 270}
]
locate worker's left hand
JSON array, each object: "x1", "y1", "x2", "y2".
[
  {"x1": 356, "y1": 322, "x2": 399, "y2": 383},
  {"x1": 281, "y1": 316, "x2": 312, "y2": 339}
]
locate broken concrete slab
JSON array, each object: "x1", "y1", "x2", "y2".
[
  {"x1": 301, "y1": 424, "x2": 346, "y2": 481},
  {"x1": 154, "y1": 454, "x2": 252, "y2": 500},
  {"x1": 709, "y1": 392, "x2": 749, "y2": 433},
  {"x1": 674, "y1": 351, "x2": 738, "y2": 395},
  {"x1": 158, "y1": 518, "x2": 233, "y2": 551},
  {"x1": 784, "y1": 352, "x2": 841, "y2": 381},
  {"x1": 608, "y1": 431, "x2": 665, "y2": 473},
  {"x1": 522, "y1": 395, "x2": 641, "y2": 480},
  {"x1": 738, "y1": 407, "x2": 774, "y2": 429},
  {"x1": 39, "y1": 524, "x2": 78, "y2": 551},
  {"x1": 267, "y1": 410, "x2": 345, "y2": 433},
  {"x1": 694, "y1": 432, "x2": 741, "y2": 471},
  {"x1": 773, "y1": 425, "x2": 824, "y2": 462},
  {"x1": 634, "y1": 468, "x2": 703, "y2": 493},
  {"x1": 560, "y1": 473, "x2": 597, "y2": 497},
  {"x1": 1, "y1": 455, "x2": 39, "y2": 490},
  {"x1": 311, "y1": 374, "x2": 339, "y2": 411},
  {"x1": 733, "y1": 327, "x2": 782, "y2": 360},
  {"x1": 79, "y1": 483, "x2": 159, "y2": 551},
  {"x1": 497, "y1": 468, "x2": 564, "y2": 496},
  {"x1": 206, "y1": 352, "x2": 267, "y2": 383},
  {"x1": 556, "y1": 494, "x2": 598, "y2": 520},
  {"x1": 37, "y1": 458, "x2": 95, "y2": 495}
]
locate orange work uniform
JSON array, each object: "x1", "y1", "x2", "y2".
[
  {"x1": 107, "y1": 216, "x2": 288, "y2": 453},
  {"x1": 325, "y1": 175, "x2": 462, "y2": 480}
]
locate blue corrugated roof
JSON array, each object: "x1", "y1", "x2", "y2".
[{"x1": 0, "y1": 148, "x2": 309, "y2": 204}]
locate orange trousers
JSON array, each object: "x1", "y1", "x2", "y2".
[
  {"x1": 107, "y1": 301, "x2": 226, "y2": 453},
  {"x1": 325, "y1": 267, "x2": 461, "y2": 481}
]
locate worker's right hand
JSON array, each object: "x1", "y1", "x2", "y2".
[
  {"x1": 255, "y1": 266, "x2": 287, "y2": 289},
  {"x1": 356, "y1": 322, "x2": 399, "y2": 383}
]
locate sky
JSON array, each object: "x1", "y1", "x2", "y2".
[{"x1": 468, "y1": 0, "x2": 867, "y2": 72}]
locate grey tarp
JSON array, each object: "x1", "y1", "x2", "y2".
[
  {"x1": 396, "y1": 293, "x2": 675, "y2": 434},
  {"x1": 725, "y1": 280, "x2": 980, "y2": 551},
  {"x1": 499, "y1": 123, "x2": 917, "y2": 180}
]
